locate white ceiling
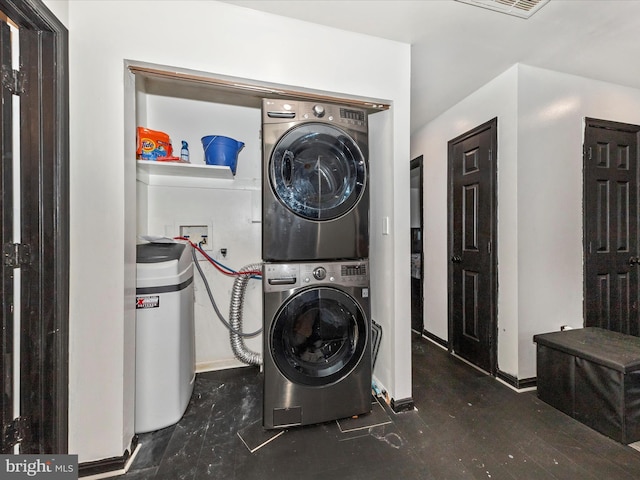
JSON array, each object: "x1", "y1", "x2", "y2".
[{"x1": 222, "y1": 0, "x2": 640, "y2": 133}]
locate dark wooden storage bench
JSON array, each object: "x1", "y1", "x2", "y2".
[{"x1": 534, "y1": 327, "x2": 640, "y2": 444}]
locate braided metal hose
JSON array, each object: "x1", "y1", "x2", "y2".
[{"x1": 229, "y1": 263, "x2": 263, "y2": 366}]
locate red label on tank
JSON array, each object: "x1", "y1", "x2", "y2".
[{"x1": 136, "y1": 296, "x2": 159, "y2": 309}]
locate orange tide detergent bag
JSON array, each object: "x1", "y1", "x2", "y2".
[{"x1": 137, "y1": 127, "x2": 176, "y2": 160}]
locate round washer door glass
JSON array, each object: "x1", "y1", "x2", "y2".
[
  {"x1": 271, "y1": 287, "x2": 367, "y2": 386},
  {"x1": 270, "y1": 123, "x2": 366, "y2": 221}
]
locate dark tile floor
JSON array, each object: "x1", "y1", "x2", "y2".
[{"x1": 119, "y1": 334, "x2": 640, "y2": 479}]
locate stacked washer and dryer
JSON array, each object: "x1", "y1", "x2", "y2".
[{"x1": 261, "y1": 99, "x2": 372, "y2": 429}]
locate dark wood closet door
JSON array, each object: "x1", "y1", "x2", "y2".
[
  {"x1": 449, "y1": 118, "x2": 497, "y2": 374},
  {"x1": 584, "y1": 118, "x2": 640, "y2": 336}
]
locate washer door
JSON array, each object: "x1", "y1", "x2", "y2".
[
  {"x1": 271, "y1": 287, "x2": 367, "y2": 386},
  {"x1": 269, "y1": 123, "x2": 366, "y2": 221}
]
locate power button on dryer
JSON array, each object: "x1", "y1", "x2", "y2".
[{"x1": 312, "y1": 105, "x2": 325, "y2": 118}]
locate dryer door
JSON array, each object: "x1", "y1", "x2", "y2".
[
  {"x1": 270, "y1": 287, "x2": 367, "y2": 386},
  {"x1": 269, "y1": 123, "x2": 366, "y2": 221}
]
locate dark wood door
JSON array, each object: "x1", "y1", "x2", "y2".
[
  {"x1": 448, "y1": 118, "x2": 497, "y2": 374},
  {"x1": 0, "y1": 18, "x2": 15, "y2": 454},
  {"x1": 584, "y1": 118, "x2": 640, "y2": 336},
  {"x1": 410, "y1": 155, "x2": 424, "y2": 333},
  {"x1": 0, "y1": 1, "x2": 69, "y2": 453}
]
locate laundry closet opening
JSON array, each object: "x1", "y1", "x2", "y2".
[{"x1": 124, "y1": 60, "x2": 391, "y2": 379}]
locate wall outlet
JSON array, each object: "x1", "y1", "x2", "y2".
[{"x1": 179, "y1": 225, "x2": 211, "y2": 251}]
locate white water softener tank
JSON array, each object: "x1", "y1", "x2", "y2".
[{"x1": 135, "y1": 242, "x2": 195, "y2": 433}]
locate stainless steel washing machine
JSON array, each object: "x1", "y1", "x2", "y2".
[
  {"x1": 263, "y1": 260, "x2": 371, "y2": 429},
  {"x1": 262, "y1": 99, "x2": 369, "y2": 261}
]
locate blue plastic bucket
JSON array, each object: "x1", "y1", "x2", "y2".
[{"x1": 201, "y1": 135, "x2": 244, "y2": 174}]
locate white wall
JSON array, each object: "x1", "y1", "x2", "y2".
[
  {"x1": 411, "y1": 65, "x2": 520, "y2": 374},
  {"x1": 44, "y1": 0, "x2": 68, "y2": 26},
  {"x1": 64, "y1": 0, "x2": 410, "y2": 463},
  {"x1": 139, "y1": 92, "x2": 263, "y2": 370},
  {"x1": 516, "y1": 64, "x2": 640, "y2": 378},
  {"x1": 412, "y1": 63, "x2": 640, "y2": 381}
]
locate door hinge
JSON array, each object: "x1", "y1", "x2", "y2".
[
  {"x1": 3, "y1": 243, "x2": 31, "y2": 268},
  {"x1": 3, "y1": 416, "x2": 29, "y2": 449},
  {"x1": 1, "y1": 64, "x2": 25, "y2": 95},
  {"x1": 488, "y1": 240, "x2": 492, "y2": 255}
]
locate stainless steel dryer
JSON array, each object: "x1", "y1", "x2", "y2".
[
  {"x1": 263, "y1": 260, "x2": 371, "y2": 429},
  {"x1": 262, "y1": 99, "x2": 369, "y2": 261}
]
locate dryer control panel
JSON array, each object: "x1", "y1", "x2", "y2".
[
  {"x1": 262, "y1": 99, "x2": 367, "y2": 133},
  {"x1": 263, "y1": 260, "x2": 369, "y2": 292}
]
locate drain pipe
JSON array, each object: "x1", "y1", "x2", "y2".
[{"x1": 229, "y1": 263, "x2": 263, "y2": 366}]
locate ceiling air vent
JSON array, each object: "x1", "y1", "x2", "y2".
[{"x1": 455, "y1": 0, "x2": 550, "y2": 19}]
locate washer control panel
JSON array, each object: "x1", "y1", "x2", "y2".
[{"x1": 264, "y1": 260, "x2": 369, "y2": 292}]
